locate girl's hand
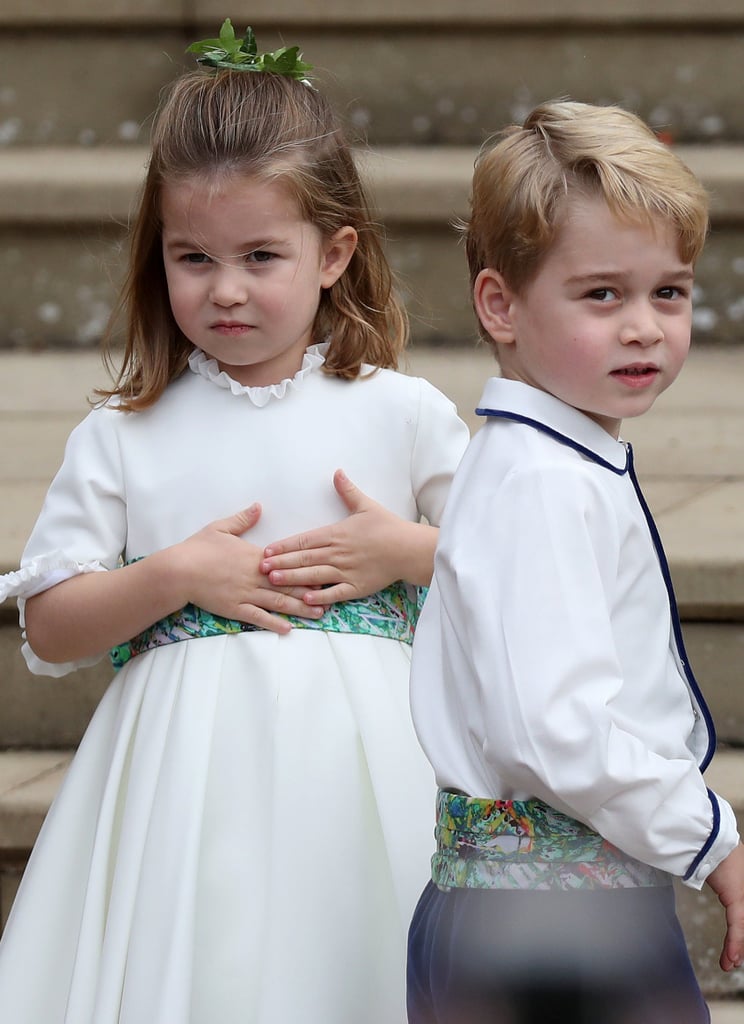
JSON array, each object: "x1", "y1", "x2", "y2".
[
  {"x1": 260, "y1": 470, "x2": 438, "y2": 605},
  {"x1": 24, "y1": 504, "x2": 323, "y2": 665},
  {"x1": 705, "y1": 842, "x2": 744, "y2": 971},
  {"x1": 174, "y1": 504, "x2": 324, "y2": 634}
]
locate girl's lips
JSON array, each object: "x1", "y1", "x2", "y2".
[
  {"x1": 610, "y1": 365, "x2": 659, "y2": 389},
  {"x1": 212, "y1": 322, "x2": 254, "y2": 335}
]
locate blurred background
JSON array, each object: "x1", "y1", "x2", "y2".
[
  {"x1": 1, "y1": 0, "x2": 744, "y2": 350},
  {"x1": 1, "y1": 4, "x2": 744, "y2": 1015}
]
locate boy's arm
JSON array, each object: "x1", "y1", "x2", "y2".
[{"x1": 437, "y1": 460, "x2": 739, "y2": 885}]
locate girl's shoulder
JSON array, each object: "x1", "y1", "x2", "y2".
[
  {"x1": 60, "y1": 374, "x2": 195, "y2": 462},
  {"x1": 344, "y1": 363, "x2": 460, "y2": 414}
]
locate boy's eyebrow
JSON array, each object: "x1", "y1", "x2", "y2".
[{"x1": 566, "y1": 267, "x2": 695, "y2": 285}]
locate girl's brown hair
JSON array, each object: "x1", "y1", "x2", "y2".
[{"x1": 98, "y1": 69, "x2": 408, "y2": 410}]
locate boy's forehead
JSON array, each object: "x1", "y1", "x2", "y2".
[{"x1": 549, "y1": 194, "x2": 689, "y2": 266}]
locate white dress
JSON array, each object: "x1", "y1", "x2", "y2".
[{"x1": 0, "y1": 345, "x2": 470, "y2": 1024}]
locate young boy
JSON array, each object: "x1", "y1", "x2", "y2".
[{"x1": 407, "y1": 100, "x2": 744, "y2": 1023}]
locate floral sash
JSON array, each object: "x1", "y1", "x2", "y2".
[
  {"x1": 432, "y1": 789, "x2": 671, "y2": 891},
  {"x1": 110, "y1": 579, "x2": 424, "y2": 670}
]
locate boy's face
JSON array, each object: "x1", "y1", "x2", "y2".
[{"x1": 479, "y1": 195, "x2": 694, "y2": 437}]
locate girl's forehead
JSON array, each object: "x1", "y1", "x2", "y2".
[
  {"x1": 164, "y1": 171, "x2": 294, "y2": 206},
  {"x1": 161, "y1": 173, "x2": 302, "y2": 222}
]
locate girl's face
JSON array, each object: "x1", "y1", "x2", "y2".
[{"x1": 161, "y1": 174, "x2": 356, "y2": 387}]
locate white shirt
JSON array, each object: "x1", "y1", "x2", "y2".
[{"x1": 410, "y1": 378, "x2": 739, "y2": 889}]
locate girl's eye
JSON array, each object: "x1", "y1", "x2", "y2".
[
  {"x1": 247, "y1": 250, "x2": 274, "y2": 264},
  {"x1": 183, "y1": 252, "x2": 211, "y2": 265}
]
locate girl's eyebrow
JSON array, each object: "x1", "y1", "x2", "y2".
[{"x1": 163, "y1": 236, "x2": 280, "y2": 252}]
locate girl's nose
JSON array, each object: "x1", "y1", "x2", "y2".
[{"x1": 209, "y1": 265, "x2": 248, "y2": 307}]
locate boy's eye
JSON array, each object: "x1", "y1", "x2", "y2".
[
  {"x1": 587, "y1": 287, "x2": 615, "y2": 302},
  {"x1": 657, "y1": 286, "x2": 683, "y2": 300}
]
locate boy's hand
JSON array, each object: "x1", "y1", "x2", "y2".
[
  {"x1": 705, "y1": 842, "x2": 744, "y2": 971},
  {"x1": 261, "y1": 469, "x2": 435, "y2": 603}
]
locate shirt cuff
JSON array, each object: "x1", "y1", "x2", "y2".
[{"x1": 682, "y1": 791, "x2": 740, "y2": 890}]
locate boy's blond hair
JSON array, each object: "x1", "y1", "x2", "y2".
[{"x1": 465, "y1": 100, "x2": 709, "y2": 344}]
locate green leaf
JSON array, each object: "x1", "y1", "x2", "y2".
[
  {"x1": 218, "y1": 19, "x2": 236, "y2": 48},
  {"x1": 186, "y1": 22, "x2": 313, "y2": 80},
  {"x1": 239, "y1": 27, "x2": 258, "y2": 57},
  {"x1": 186, "y1": 37, "x2": 222, "y2": 54}
]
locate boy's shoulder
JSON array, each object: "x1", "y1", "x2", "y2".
[{"x1": 473, "y1": 377, "x2": 629, "y2": 474}]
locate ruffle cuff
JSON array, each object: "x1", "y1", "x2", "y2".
[
  {"x1": 1, "y1": 553, "x2": 107, "y2": 610},
  {"x1": 0, "y1": 555, "x2": 108, "y2": 677}
]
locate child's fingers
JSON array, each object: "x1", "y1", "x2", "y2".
[
  {"x1": 302, "y1": 582, "x2": 355, "y2": 605},
  {"x1": 258, "y1": 588, "x2": 324, "y2": 619},
  {"x1": 720, "y1": 910, "x2": 744, "y2": 971},
  {"x1": 263, "y1": 530, "x2": 333, "y2": 561},
  {"x1": 233, "y1": 597, "x2": 323, "y2": 634},
  {"x1": 235, "y1": 606, "x2": 293, "y2": 635},
  {"x1": 267, "y1": 564, "x2": 340, "y2": 587},
  {"x1": 213, "y1": 504, "x2": 262, "y2": 537},
  {"x1": 261, "y1": 546, "x2": 339, "y2": 574},
  {"x1": 720, "y1": 941, "x2": 743, "y2": 972},
  {"x1": 333, "y1": 468, "x2": 369, "y2": 513}
]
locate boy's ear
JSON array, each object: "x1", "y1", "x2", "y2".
[
  {"x1": 473, "y1": 269, "x2": 517, "y2": 346},
  {"x1": 321, "y1": 226, "x2": 358, "y2": 288}
]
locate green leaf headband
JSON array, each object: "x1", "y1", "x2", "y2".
[{"x1": 187, "y1": 19, "x2": 313, "y2": 82}]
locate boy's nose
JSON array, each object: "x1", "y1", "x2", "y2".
[{"x1": 619, "y1": 304, "x2": 663, "y2": 347}]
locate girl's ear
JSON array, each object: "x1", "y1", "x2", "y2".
[
  {"x1": 473, "y1": 268, "x2": 517, "y2": 347},
  {"x1": 321, "y1": 226, "x2": 358, "y2": 288}
]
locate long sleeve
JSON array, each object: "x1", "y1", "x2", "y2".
[{"x1": 411, "y1": 381, "x2": 740, "y2": 889}]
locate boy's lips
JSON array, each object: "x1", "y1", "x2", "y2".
[{"x1": 610, "y1": 363, "x2": 660, "y2": 388}]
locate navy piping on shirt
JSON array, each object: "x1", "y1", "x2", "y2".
[{"x1": 477, "y1": 406, "x2": 720, "y2": 880}]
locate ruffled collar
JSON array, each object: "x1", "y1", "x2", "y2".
[{"x1": 187, "y1": 343, "x2": 327, "y2": 407}]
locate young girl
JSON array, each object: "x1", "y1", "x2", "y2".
[{"x1": 0, "y1": 25, "x2": 469, "y2": 1024}]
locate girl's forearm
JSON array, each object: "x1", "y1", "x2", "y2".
[
  {"x1": 23, "y1": 548, "x2": 187, "y2": 665},
  {"x1": 396, "y1": 521, "x2": 439, "y2": 587}
]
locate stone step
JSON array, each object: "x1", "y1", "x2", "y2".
[
  {"x1": 5, "y1": 0, "x2": 744, "y2": 24},
  {"x1": 1, "y1": 346, "x2": 743, "y2": 749},
  {"x1": 3, "y1": 618, "x2": 744, "y2": 749},
  {"x1": 3, "y1": 2, "x2": 744, "y2": 147},
  {"x1": 2, "y1": 145, "x2": 744, "y2": 348},
  {"x1": 1, "y1": 744, "x2": 743, "y2": 1008},
  {"x1": 711, "y1": 1004, "x2": 744, "y2": 1023}
]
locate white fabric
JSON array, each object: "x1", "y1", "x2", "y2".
[
  {"x1": 0, "y1": 347, "x2": 470, "y2": 1024},
  {"x1": 411, "y1": 377, "x2": 739, "y2": 891}
]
